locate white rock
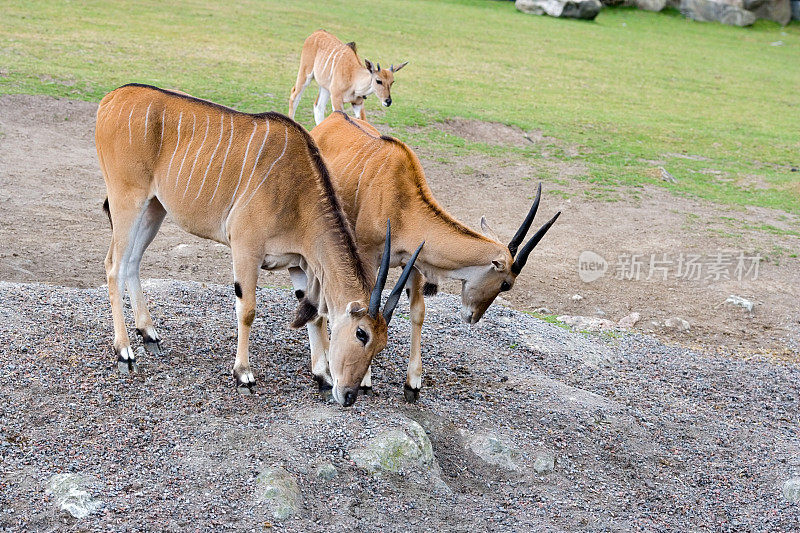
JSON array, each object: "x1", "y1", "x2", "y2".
[
  {"x1": 664, "y1": 317, "x2": 691, "y2": 332},
  {"x1": 782, "y1": 477, "x2": 800, "y2": 503},
  {"x1": 533, "y1": 453, "x2": 556, "y2": 474},
  {"x1": 618, "y1": 312, "x2": 640, "y2": 329},
  {"x1": 571, "y1": 294, "x2": 584, "y2": 302},
  {"x1": 45, "y1": 473, "x2": 102, "y2": 519},
  {"x1": 467, "y1": 433, "x2": 520, "y2": 471},
  {"x1": 556, "y1": 315, "x2": 616, "y2": 332},
  {"x1": 725, "y1": 295, "x2": 754, "y2": 313},
  {"x1": 315, "y1": 463, "x2": 338, "y2": 481}
]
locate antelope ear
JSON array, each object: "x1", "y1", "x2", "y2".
[
  {"x1": 364, "y1": 59, "x2": 375, "y2": 73},
  {"x1": 480, "y1": 216, "x2": 500, "y2": 241},
  {"x1": 491, "y1": 259, "x2": 507, "y2": 272},
  {"x1": 391, "y1": 61, "x2": 408, "y2": 73},
  {"x1": 346, "y1": 301, "x2": 367, "y2": 318}
]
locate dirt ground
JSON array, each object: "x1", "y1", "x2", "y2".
[{"x1": 0, "y1": 94, "x2": 798, "y2": 358}]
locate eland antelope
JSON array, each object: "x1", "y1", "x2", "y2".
[
  {"x1": 95, "y1": 84, "x2": 420, "y2": 406},
  {"x1": 288, "y1": 29, "x2": 407, "y2": 125},
  {"x1": 300, "y1": 111, "x2": 560, "y2": 402}
]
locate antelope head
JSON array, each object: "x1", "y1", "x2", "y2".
[
  {"x1": 460, "y1": 183, "x2": 560, "y2": 324},
  {"x1": 364, "y1": 59, "x2": 407, "y2": 108},
  {"x1": 327, "y1": 221, "x2": 423, "y2": 406}
]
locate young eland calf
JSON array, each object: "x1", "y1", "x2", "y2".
[
  {"x1": 95, "y1": 84, "x2": 420, "y2": 406},
  {"x1": 299, "y1": 111, "x2": 560, "y2": 402},
  {"x1": 288, "y1": 29, "x2": 407, "y2": 125}
]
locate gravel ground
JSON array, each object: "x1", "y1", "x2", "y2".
[{"x1": 0, "y1": 280, "x2": 798, "y2": 531}]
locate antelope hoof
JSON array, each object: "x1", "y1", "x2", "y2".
[
  {"x1": 116, "y1": 347, "x2": 138, "y2": 374},
  {"x1": 312, "y1": 374, "x2": 334, "y2": 402},
  {"x1": 233, "y1": 368, "x2": 256, "y2": 395},
  {"x1": 359, "y1": 385, "x2": 376, "y2": 397},
  {"x1": 136, "y1": 329, "x2": 163, "y2": 356},
  {"x1": 403, "y1": 384, "x2": 420, "y2": 404}
]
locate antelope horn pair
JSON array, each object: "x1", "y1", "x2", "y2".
[
  {"x1": 507, "y1": 183, "x2": 561, "y2": 275},
  {"x1": 368, "y1": 221, "x2": 424, "y2": 322}
]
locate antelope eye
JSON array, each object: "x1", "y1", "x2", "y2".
[
  {"x1": 356, "y1": 327, "x2": 369, "y2": 345},
  {"x1": 500, "y1": 281, "x2": 511, "y2": 292},
  {"x1": 376, "y1": 79, "x2": 383, "y2": 85}
]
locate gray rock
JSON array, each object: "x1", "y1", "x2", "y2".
[
  {"x1": 516, "y1": 0, "x2": 603, "y2": 19},
  {"x1": 726, "y1": 295, "x2": 754, "y2": 313},
  {"x1": 254, "y1": 466, "x2": 301, "y2": 520},
  {"x1": 533, "y1": 453, "x2": 556, "y2": 474},
  {"x1": 467, "y1": 433, "x2": 521, "y2": 471},
  {"x1": 746, "y1": 0, "x2": 791, "y2": 24},
  {"x1": 664, "y1": 317, "x2": 691, "y2": 332},
  {"x1": 680, "y1": 0, "x2": 757, "y2": 26},
  {"x1": 792, "y1": 0, "x2": 800, "y2": 19},
  {"x1": 45, "y1": 473, "x2": 102, "y2": 519},
  {"x1": 659, "y1": 167, "x2": 677, "y2": 183},
  {"x1": 315, "y1": 463, "x2": 338, "y2": 481},
  {"x1": 782, "y1": 477, "x2": 800, "y2": 503},
  {"x1": 350, "y1": 420, "x2": 435, "y2": 474},
  {"x1": 634, "y1": 0, "x2": 668, "y2": 10}
]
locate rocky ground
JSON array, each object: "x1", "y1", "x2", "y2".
[
  {"x1": 2, "y1": 93, "x2": 799, "y2": 358},
  {"x1": 1, "y1": 280, "x2": 799, "y2": 531}
]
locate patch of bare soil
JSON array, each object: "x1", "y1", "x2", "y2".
[{"x1": 0, "y1": 94, "x2": 798, "y2": 358}]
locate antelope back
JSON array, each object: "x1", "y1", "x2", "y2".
[{"x1": 96, "y1": 84, "x2": 327, "y2": 244}]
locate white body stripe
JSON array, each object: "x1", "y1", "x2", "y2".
[
  {"x1": 128, "y1": 104, "x2": 136, "y2": 146},
  {"x1": 223, "y1": 121, "x2": 259, "y2": 214},
  {"x1": 183, "y1": 114, "x2": 210, "y2": 199},
  {"x1": 328, "y1": 49, "x2": 345, "y2": 84},
  {"x1": 165, "y1": 112, "x2": 183, "y2": 185},
  {"x1": 174, "y1": 113, "x2": 197, "y2": 189},
  {"x1": 144, "y1": 101, "x2": 152, "y2": 141},
  {"x1": 232, "y1": 121, "x2": 270, "y2": 211},
  {"x1": 196, "y1": 115, "x2": 225, "y2": 200},
  {"x1": 239, "y1": 126, "x2": 289, "y2": 211},
  {"x1": 157, "y1": 109, "x2": 166, "y2": 157},
  {"x1": 209, "y1": 115, "x2": 235, "y2": 203},
  {"x1": 318, "y1": 49, "x2": 336, "y2": 78}
]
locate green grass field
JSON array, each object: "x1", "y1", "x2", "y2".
[{"x1": 2, "y1": 0, "x2": 798, "y2": 215}]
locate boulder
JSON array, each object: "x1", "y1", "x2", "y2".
[
  {"x1": 783, "y1": 477, "x2": 800, "y2": 503},
  {"x1": 45, "y1": 473, "x2": 103, "y2": 519},
  {"x1": 680, "y1": 0, "x2": 757, "y2": 25},
  {"x1": 745, "y1": 0, "x2": 791, "y2": 24},
  {"x1": 516, "y1": 0, "x2": 603, "y2": 19},
  {"x1": 467, "y1": 433, "x2": 521, "y2": 471},
  {"x1": 254, "y1": 467, "x2": 301, "y2": 520},
  {"x1": 350, "y1": 420, "x2": 435, "y2": 474}
]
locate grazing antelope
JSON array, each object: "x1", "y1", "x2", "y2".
[
  {"x1": 288, "y1": 29, "x2": 407, "y2": 125},
  {"x1": 299, "y1": 111, "x2": 560, "y2": 402},
  {"x1": 95, "y1": 84, "x2": 420, "y2": 406}
]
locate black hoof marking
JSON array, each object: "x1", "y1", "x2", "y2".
[
  {"x1": 136, "y1": 329, "x2": 163, "y2": 356},
  {"x1": 143, "y1": 340, "x2": 162, "y2": 356},
  {"x1": 313, "y1": 374, "x2": 333, "y2": 392},
  {"x1": 359, "y1": 386, "x2": 376, "y2": 397},
  {"x1": 236, "y1": 383, "x2": 254, "y2": 395},
  {"x1": 117, "y1": 358, "x2": 138, "y2": 375},
  {"x1": 403, "y1": 384, "x2": 420, "y2": 403}
]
